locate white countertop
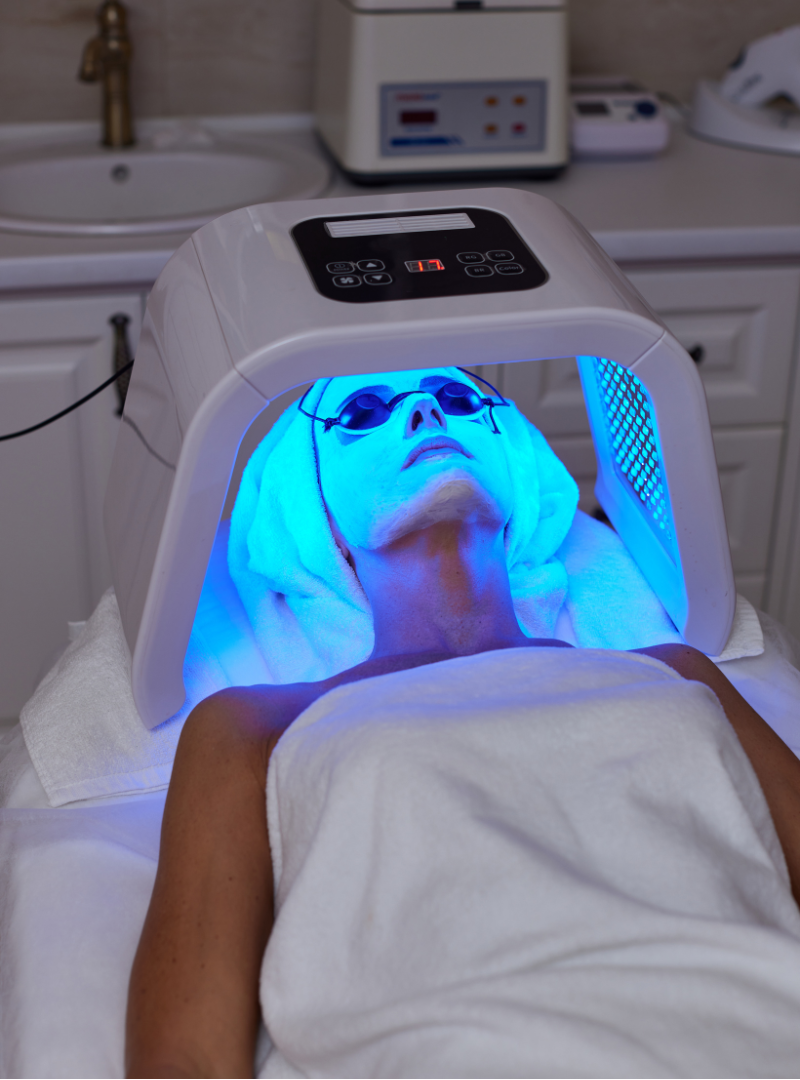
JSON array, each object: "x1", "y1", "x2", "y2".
[{"x1": 2, "y1": 115, "x2": 800, "y2": 293}]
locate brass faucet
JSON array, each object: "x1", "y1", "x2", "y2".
[{"x1": 79, "y1": 1, "x2": 135, "y2": 148}]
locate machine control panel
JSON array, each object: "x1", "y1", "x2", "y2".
[
  {"x1": 380, "y1": 81, "x2": 547, "y2": 157},
  {"x1": 292, "y1": 207, "x2": 547, "y2": 304}
]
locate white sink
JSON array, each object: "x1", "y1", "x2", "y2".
[{"x1": 0, "y1": 136, "x2": 330, "y2": 236}]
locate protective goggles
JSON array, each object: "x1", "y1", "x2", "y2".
[{"x1": 299, "y1": 368, "x2": 509, "y2": 435}]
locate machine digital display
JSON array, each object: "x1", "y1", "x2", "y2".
[
  {"x1": 575, "y1": 101, "x2": 610, "y2": 116},
  {"x1": 401, "y1": 110, "x2": 438, "y2": 125},
  {"x1": 381, "y1": 81, "x2": 547, "y2": 157},
  {"x1": 405, "y1": 259, "x2": 445, "y2": 273},
  {"x1": 326, "y1": 213, "x2": 473, "y2": 238}
]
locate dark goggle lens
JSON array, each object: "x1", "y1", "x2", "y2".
[
  {"x1": 436, "y1": 381, "x2": 485, "y2": 416},
  {"x1": 338, "y1": 393, "x2": 392, "y2": 431},
  {"x1": 338, "y1": 382, "x2": 486, "y2": 431}
]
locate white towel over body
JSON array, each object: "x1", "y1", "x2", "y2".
[{"x1": 263, "y1": 648, "x2": 800, "y2": 1079}]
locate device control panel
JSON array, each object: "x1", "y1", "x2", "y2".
[
  {"x1": 291, "y1": 207, "x2": 548, "y2": 304},
  {"x1": 380, "y1": 81, "x2": 547, "y2": 156}
]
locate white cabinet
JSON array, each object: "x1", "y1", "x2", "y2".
[
  {"x1": 628, "y1": 267, "x2": 799, "y2": 427},
  {"x1": 479, "y1": 264, "x2": 800, "y2": 617},
  {"x1": 0, "y1": 294, "x2": 142, "y2": 720}
]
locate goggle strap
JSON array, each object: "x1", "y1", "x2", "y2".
[
  {"x1": 456, "y1": 366, "x2": 510, "y2": 406},
  {"x1": 297, "y1": 383, "x2": 319, "y2": 423}
]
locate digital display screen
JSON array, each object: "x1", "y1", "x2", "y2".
[
  {"x1": 326, "y1": 213, "x2": 473, "y2": 239},
  {"x1": 576, "y1": 101, "x2": 610, "y2": 116},
  {"x1": 405, "y1": 259, "x2": 445, "y2": 273},
  {"x1": 400, "y1": 110, "x2": 438, "y2": 125}
]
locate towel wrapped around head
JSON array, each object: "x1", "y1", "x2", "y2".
[{"x1": 228, "y1": 367, "x2": 579, "y2": 684}]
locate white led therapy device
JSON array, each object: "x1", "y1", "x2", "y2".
[{"x1": 104, "y1": 188, "x2": 734, "y2": 730}]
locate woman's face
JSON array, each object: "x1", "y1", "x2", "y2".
[{"x1": 314, "y1": 368, "x2": 514, "y2": 552}]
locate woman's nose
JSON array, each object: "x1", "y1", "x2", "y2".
[{"x1": 405, "y1": 396, "x2": 446, "y2": 436}]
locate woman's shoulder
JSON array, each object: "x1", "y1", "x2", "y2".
[{"x1": 176, "y1": 681, "x2": 333, "y2": 788}]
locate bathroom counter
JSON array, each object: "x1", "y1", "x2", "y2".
[{"x1": 2, "y1": 117, "x2": 800, "y2": 293}]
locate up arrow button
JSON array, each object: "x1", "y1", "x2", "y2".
[{"x1": 357, "y1": 259, "x2": 386, "y2": 272}]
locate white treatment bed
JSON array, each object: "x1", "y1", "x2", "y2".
[{"x1": 5, "y1": 187, "x2": 800, "y2": 1077}]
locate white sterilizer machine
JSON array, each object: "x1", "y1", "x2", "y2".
[
  {"x1": 313, "y1": 0, "x2": 569, "y2": 183},
  {"x1": 104, "y1": 187, "x2": 733, "y2": 730}
]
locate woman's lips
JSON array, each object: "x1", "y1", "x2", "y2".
[{"x1": 402, "y1": 437, "x2": 473, "y2": 470}]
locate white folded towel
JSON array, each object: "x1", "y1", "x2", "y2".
[
  {"x1": 19, "y1": 590, "x2": 178, "y2": 806},
  {"x1": 262, "y1": 647, "x2": 800, "y2": 1079}
]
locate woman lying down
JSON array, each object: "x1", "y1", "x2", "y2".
[{"x1": 127, "y1": 368, "x2": 800, "y2": 1079}]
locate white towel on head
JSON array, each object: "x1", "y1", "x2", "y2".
[
  {"x1": 558, "y1": 510, "x2": 684, "y2": 650},
  {"x1": 229, "y1": 372, "x2": 580, "y2": 683}
]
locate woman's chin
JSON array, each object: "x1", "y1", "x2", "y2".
[{"x1": 359, "y1": 470, "x2": 508, "y2": 550}]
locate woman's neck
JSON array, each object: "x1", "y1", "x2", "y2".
[{"x1": 351, "y1": 520, "x2": 530, "y2": 660}]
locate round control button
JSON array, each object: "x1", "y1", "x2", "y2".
[
  {"x1": 465, "y1": 264, "x2": 494, "y2": 278},
  {"x1": 457, "y1": 252, "x2": 484, "y2": 264},
  {"x1": 357, "y1": 259, "x2": 385, "y2": 272},
  {"x1": 363, "y1": 272, "x2": 393, "y2": 286},
  {"x1": 485, "y1": 250, "x2": 514, "y2": 262},
  {"x1": 332, "y1": 274, "x2": 361, "y2": 288},
  {"x1": 495, "y1": 262, "x2": 524, "y2": 275},
  {"x1": 635, "y1": 99, "x2": 658, "y2": 117},
  {"x1": 327, "y1": 261, "x2": 355, "y2": 274}
]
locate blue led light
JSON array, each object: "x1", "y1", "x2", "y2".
[{"x1": 591, "y1": 358, "x2": 674, "y2": 546}]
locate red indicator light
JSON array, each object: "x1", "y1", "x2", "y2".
[{"x1": 405, "y1": 259, "x2": 446, "y2": 273}]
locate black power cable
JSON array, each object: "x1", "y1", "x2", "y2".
[{"x1": 0, "y1": 359, "x2": 134, "y2": 442}]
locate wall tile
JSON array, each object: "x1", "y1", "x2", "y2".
[
  {"x1": 0, "y1": 0, "x2": 99, "y2": 124},
  {"x1": 570, "y1": 0, "x2": 800, "y2": 103},
  {"x1": 0, "y1": 0, "x2": 797, "y2": 125},
  {"x1": 126, "y1": 0, "x2": 170, "y2": 122},
  {"x1": 163, "y1": 0, "x2": 315, "y2": 117}
]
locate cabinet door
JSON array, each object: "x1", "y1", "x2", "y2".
[
  {"x1": 494, "y1": 265, "x2": 800, "y2": 433},
  {"x1": 626, "y1": 266, "x2": 800, "y2": 427},
  {"x1": 493, "y1": 357, "x2": 587, "y2": 437},
  {"x1": 0, "y1": 295, "x2": 142, "y2": 720}
]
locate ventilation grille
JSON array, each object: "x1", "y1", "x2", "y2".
[{"x1": 592, "y1": 358, "x2": 673, "y2": 546}]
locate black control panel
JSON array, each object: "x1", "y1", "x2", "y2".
[{"x1": 291, "y1": 207, "x2": 548, "y2": 304}]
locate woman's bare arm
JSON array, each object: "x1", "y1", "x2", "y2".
[
  {"x1": 125, "y1": 688, "x2": 293, "y2": 1079},
  {"x1": 124, "y1": 651, "x2": 497, "y2": 1077},
  {"x1": 637, "y1": 643, "x2": 800, "y2": 905}
]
